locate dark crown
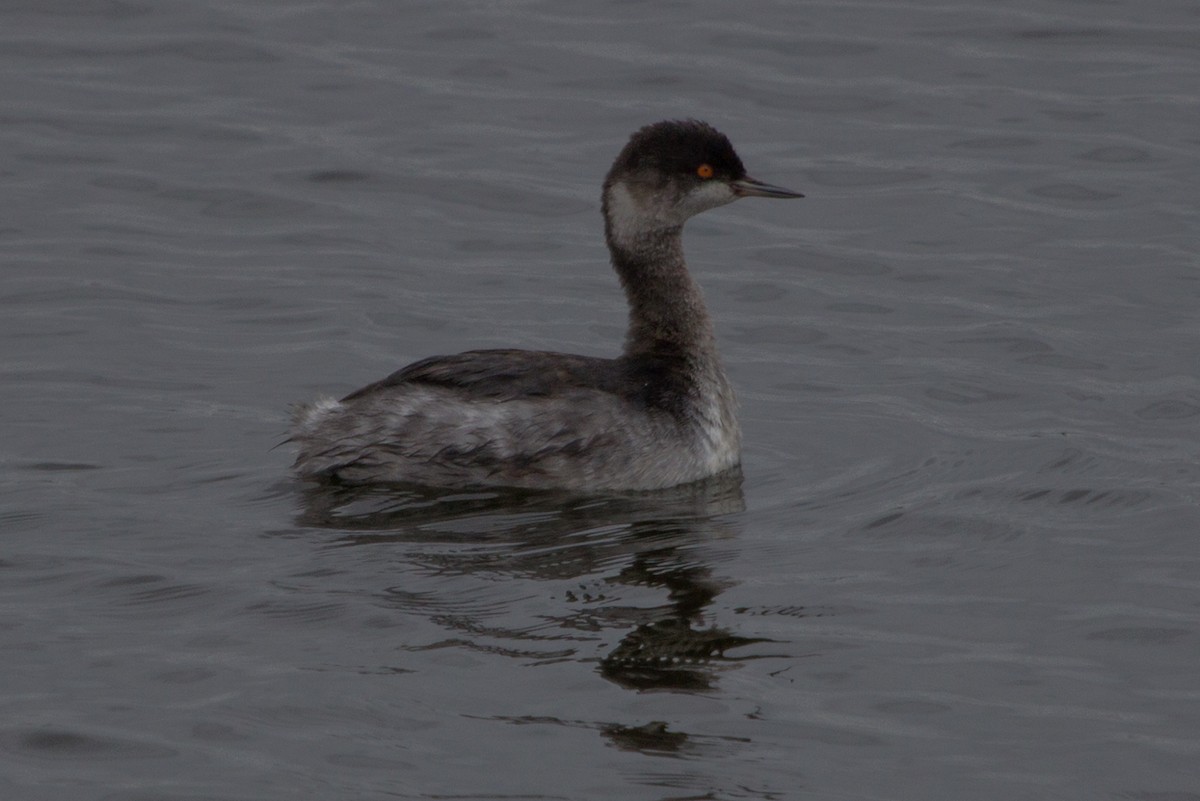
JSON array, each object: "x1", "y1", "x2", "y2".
[{"x1": 608, "y1": 119, "x2": 747, "y2": 181}]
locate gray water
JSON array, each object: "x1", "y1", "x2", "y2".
[{"x1": 3, "y1": 1, "x2": 1198, "y2": 799}]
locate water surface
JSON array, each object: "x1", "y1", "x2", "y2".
[{"x1": 2, "y1": 1, "x2": 1198, "y2": 799}]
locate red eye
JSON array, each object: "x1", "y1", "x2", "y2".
[{"x1": 696, "y1": 164, "x2": 714, "y2": 179}]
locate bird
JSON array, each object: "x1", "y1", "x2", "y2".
[{"x1": 291, "y1": 119, "x2": 802, "y2": 491}]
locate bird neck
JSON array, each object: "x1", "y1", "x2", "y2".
[
  {"x1": 601, "y1": 180, "x2": 718, "y2": 360},
  {"x1": 605, "y1": 225, "x2": 718, "y2": 361},
  {"x1": 601, "y1": 180, "x2": 738, "y2": 455}
]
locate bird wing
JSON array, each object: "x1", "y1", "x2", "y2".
[{"x1": 341, "y1": 349, "x2": 626, "y2": 403}]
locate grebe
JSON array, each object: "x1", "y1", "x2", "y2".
[{"x1": 292, "y1": 120, "x2": 802, "y2": 490}]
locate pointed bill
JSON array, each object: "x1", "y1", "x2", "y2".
[{"x1": 731, "y1": 176, "x2": 804, "y2": 199}]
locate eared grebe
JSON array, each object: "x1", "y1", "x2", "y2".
[{"x1": 292, "y1": 120, "x2": 802, "y2": 490}]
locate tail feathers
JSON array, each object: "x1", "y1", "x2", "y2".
[
  {"x1": 291, "y1": 397, "x2": 343, "y2": 436},
  {"x1": 290, "y1": 397, "x2": 384, "y2": 480}
]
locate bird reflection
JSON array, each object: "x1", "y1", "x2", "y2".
[
  {"x1": 294, "y1": 469, "x2": 775, "y2": 753},
  {"x1": 600, "y1": 720, "x2": 690, "y2": 755},
  {"x1": 295, "y1": 468, "x2": 746, "y2": 533},
  {"x1": 597, "y1": 542, "x2": 771, "y2": 692}
]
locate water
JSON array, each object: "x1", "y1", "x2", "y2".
[{"x1": 3, "y1": 0, "x2": 1198, "y2": 798}]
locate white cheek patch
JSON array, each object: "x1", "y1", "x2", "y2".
[
  {"x1": 605, "y1": 182, "x2": 647, "y2": 249},
  {"x1": 605, "y1": 179, "x2": 738, "y2": 248},
  {"x1": 678, "y1": 180, "x2": 737, "y2": 218}
]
